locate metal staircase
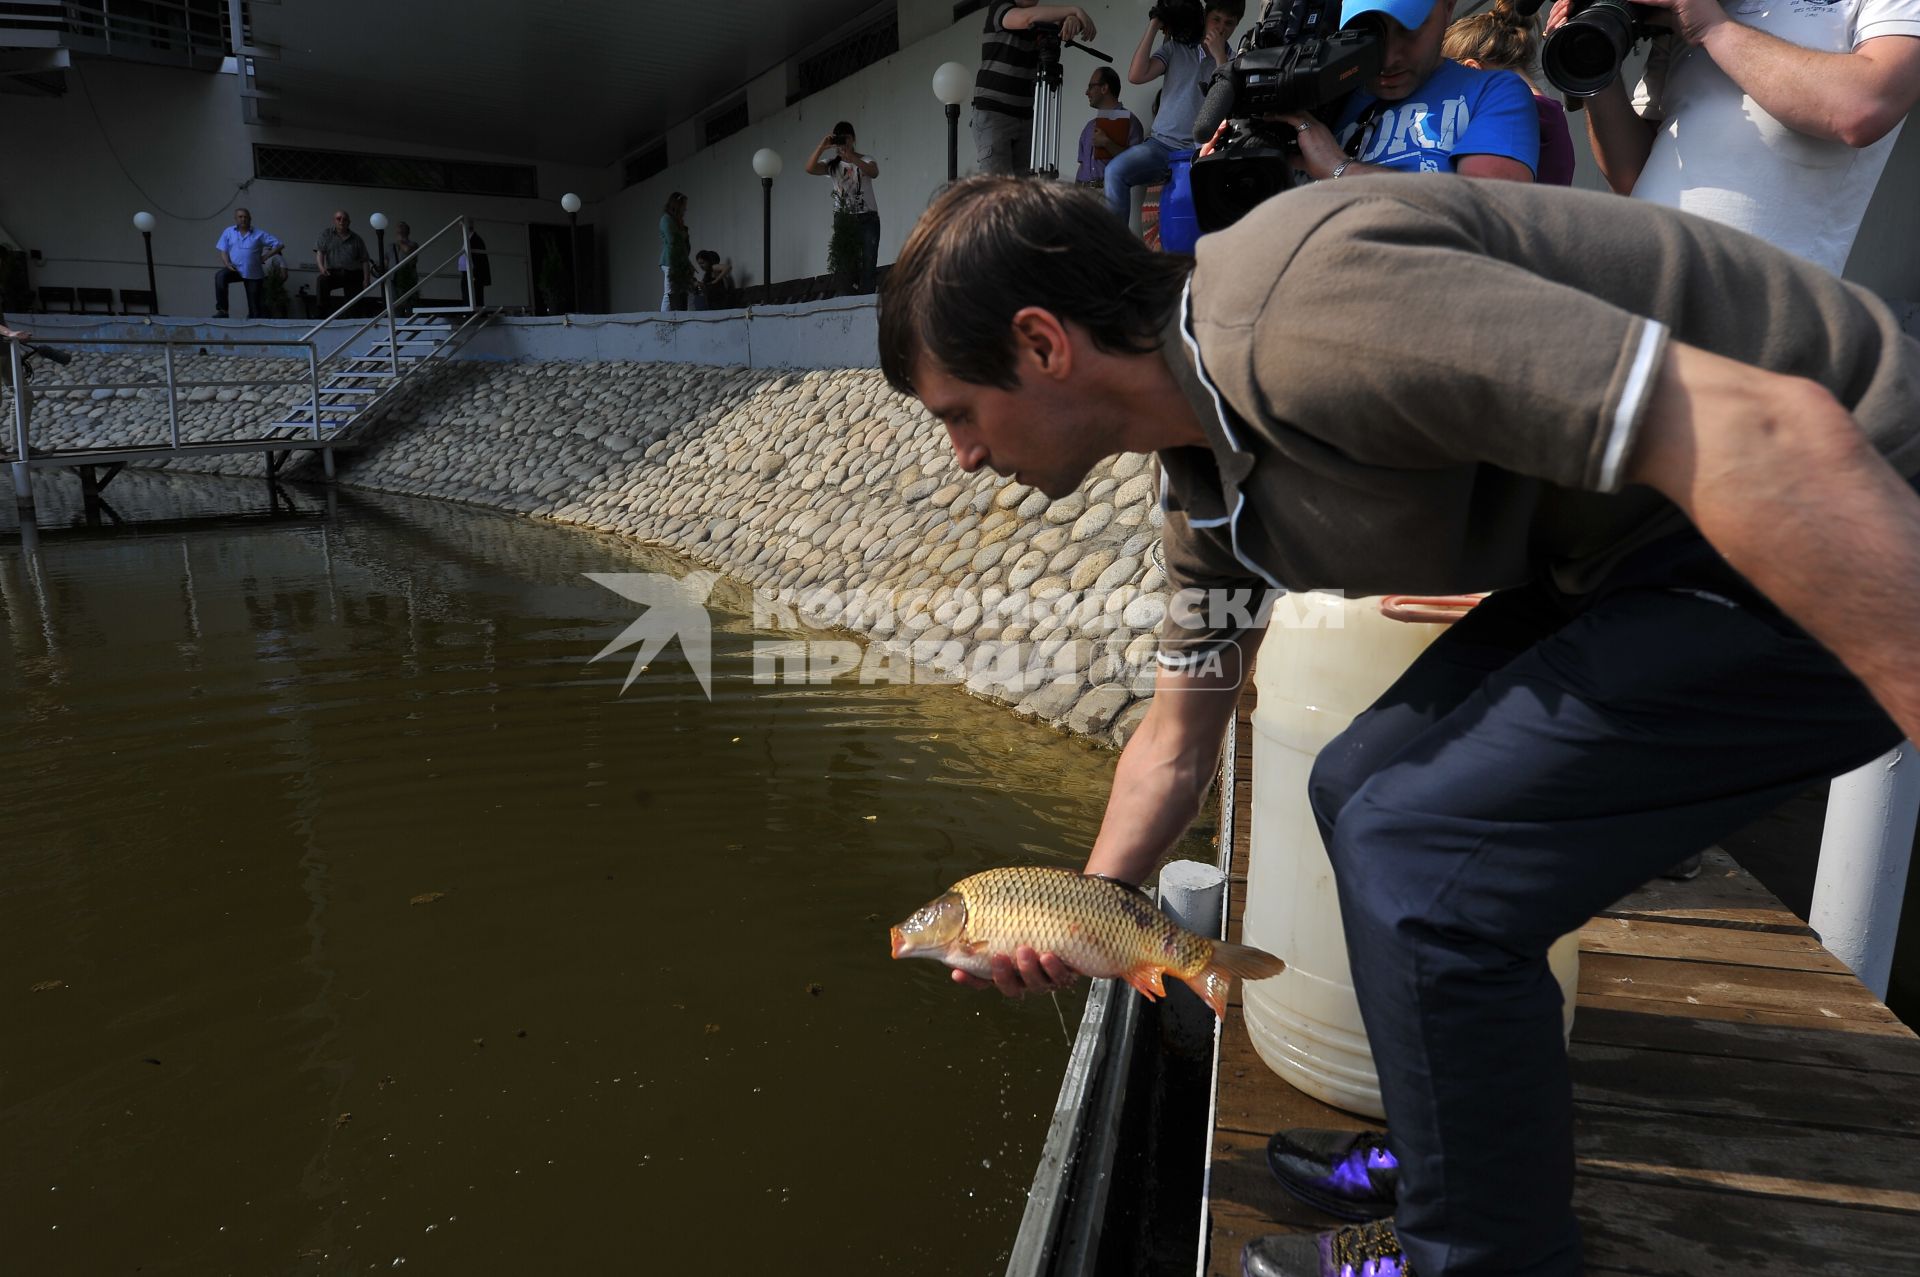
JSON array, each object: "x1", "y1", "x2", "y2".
[{"x1": 265, "y1": 304, "x2": 492, "y2": 442}]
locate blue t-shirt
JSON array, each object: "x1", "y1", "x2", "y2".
[{"x1": 1333, "y1": 60, "x2": 1538, "y2": 176}]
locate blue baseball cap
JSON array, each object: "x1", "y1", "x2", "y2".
[{"x1": 1341, "y1": 0, "x2": 1441, "y2": 30}]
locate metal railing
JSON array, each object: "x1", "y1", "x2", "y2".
[
  {"x1": 298, "y1": 214, "x2": 483, "y2": 381},
  {"x1": 0, "y1": 0, "x2": 229, "y2": 66}
]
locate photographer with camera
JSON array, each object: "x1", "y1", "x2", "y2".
[
  {"x1": 1563, "y1": 0, "x2": 1920, "y2": 276},
  {"x1": 1281, "y1": 0, "x2": 1539, "y2": 182},
  {"x1": 804, "y1": 121, "x2": 882, "y2": 293},
  {"x1": 1103, "y1": 1, "x2": 1243, "y2": 216},
  {"x1": 880, "y1": 172, "x2": 1920, "y2": 1277},
  {"x1": 970, "y1": 1, "x2": 1101, "y2": 175}
]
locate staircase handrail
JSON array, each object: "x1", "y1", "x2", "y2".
[{"x1": 300, "y1": 215, "x2": 480, "y2": 377}]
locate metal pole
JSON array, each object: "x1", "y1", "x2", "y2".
[
  {"x1": 1811, "y1": 743, "x2": 1920, "y2": 999},
  {"x1": 161, "y1": 337, "x2": 181, "y2": 448},
  {"x1": 569, "y1": 209, "x2": 581, "y2": 313},
  {"x1": 945, "y1": 103, "x2": 960, "y2": 183},
  {"x1": 143, "y1": 230, "x2": 158, "y2": 313},
  {"x1": 306, "y1": 344, "x2": 322, "y2": 441},
  {"x1": 761, "y1": 177, "x2": 773, "y2": 291},
  {"x1": 462, "y1": 217, "x2": 474, "y2": 310},
  {"x1": 385, "y1": 278, "x2": 400, "y2": 378},
  {"x1": 8, "y1": 340, "x2": 30, "y2": 514}
]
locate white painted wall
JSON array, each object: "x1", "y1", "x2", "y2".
[
  {"x1": 1, "y1": 60, "x2": 611, "y2": 315},
  {"x1": 604, "y1": 1, "x2": 1166, "y2": 309}
]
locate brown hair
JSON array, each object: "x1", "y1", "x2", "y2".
[
  {"x1": 1442, "y1": 0, "x2": 1537, "y2": 73},
  {"x1": 663, "y1": 191, "x2": 688, "y2": 217},
  {"x1": 878, "y1": 177, "x2": 1190, "y2": 396}
]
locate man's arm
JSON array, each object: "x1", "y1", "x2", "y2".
[
  {"x1": 217, "y1": 230, "x2": 236, "y2": 271},
  {"x1": 960, "y1": 642, "x2": 1252, "y2": 995},
  {"x1": 803, "y1": 132, "x2": 837, "y2": 176},
  {"x1": 1004, "y1": 4, "x2": 1095, "y2": 41},
  {"x1": 1129, "y1": 17, "x2": 1168, "y2": 84},
  {"x1": 1637, "y1": 0, "x2": 1920, "y2": 147},
  {"x1": 1626, "y1": 341, "x2": 1920, "y2": 743}
]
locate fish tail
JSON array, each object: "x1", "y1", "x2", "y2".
[{"x1": 1174, "y1": 941, "x2": 1286, "y2": 1021}]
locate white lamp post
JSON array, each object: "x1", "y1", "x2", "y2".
[
  {"x1": 751, "y1": 148, "x2": 783, "y2": 289},
  {"x1": 560, "y1": 192, "x2": 583, "y2": 312},
  {"x1": 367, "y1": 211, "x2": 388, "y2": 276},
  {"x1": 932, "y1": 62, "x2": 971, "y2": 183},
  {"x1": 132, "y1": 211, "x2": 158, "y2": 310}
]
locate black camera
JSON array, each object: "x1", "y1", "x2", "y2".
[
  {"x1": 828, "y1": 132, "x2": 847, "y2": 146},
  {"x1": 1187, "y1": 0, "x2": 1379, "y2": 233},
  {"x1": 1149, "y1": 0, "x2": 1210, "y2": 45},
  {"x1": 1519, "y1": 0, "x2": 1660, "y2": 97}
]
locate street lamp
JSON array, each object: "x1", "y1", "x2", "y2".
[
  {"x1": 560, "y1": 192, "x2": 583, "y2": 312},
  {"x1": 932, "y1": 62, "x2": 971, "y2": 184},
  {"x1": 751, "y1": 148, "x2": 782, "y2": 292},
  {"x1": 368, "y1": 211, "x2": 388, "y2": 280},
  {"x1": 132, "y1": 210, "x2": 158, "y2": 313}
]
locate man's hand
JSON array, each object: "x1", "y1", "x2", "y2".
[
  {"x1": 1062, "y1": 7, "x2": 1095, "y2": 42},
  {"x1": 1279, "y1": 112, "x2": 1349, "y2": 180},
  {"x1": 950, "y1": 946, "x2": 1081, "y2": 997},
  {"x1": 1632, "y1": 0, "x2": 1730, "y2": 47},
  {"x1": 0, "y1": 324, "x2": 32, "y2": 343}
]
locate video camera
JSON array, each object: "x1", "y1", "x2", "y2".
[
  {"x1": 1149, "y1": 0, "x2": 1210, "y2": 45},
  {"x1": 1517, "y1": 0, "x2": 1659, "y2": 98},
  {"x1": 1186, "y1": 0, "x2": 1380, "y2": 233}
]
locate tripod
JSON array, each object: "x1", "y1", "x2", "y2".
[{"x1": 1024, "y1": 23, "x2": 1112, "y2": 180}]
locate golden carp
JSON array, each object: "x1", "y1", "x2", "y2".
[{"x1": 888, "y1": 866, "x2": 1285, "y2": 1019}]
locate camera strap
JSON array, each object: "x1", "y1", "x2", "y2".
[{"x1": 1343, "y1": 101, "x2": 1385, "y2": 160}]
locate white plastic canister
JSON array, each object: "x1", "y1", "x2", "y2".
[{"x1": 1244, "y1": 593, "x2": 1580, "y2": 1119}]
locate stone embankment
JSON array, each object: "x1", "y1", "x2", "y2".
[{"x1": 11, "y1": 352, "x2": 1176, "y2": 744}]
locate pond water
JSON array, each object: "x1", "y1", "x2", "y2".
[{"x1": 0, "y1": 473, "x2": 1205, "y2": 1276}]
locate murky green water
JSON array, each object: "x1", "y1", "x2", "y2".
[{"x1": 0, "y1": 473, "x2": 1201, "y2": 1276}]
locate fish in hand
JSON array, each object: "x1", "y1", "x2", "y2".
[{"x1": 889, "y1": 866, "x2": 1285, "y2": 1019}]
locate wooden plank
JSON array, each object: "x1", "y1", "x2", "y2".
[
  {"x1": 1206, "y1": 1126, "x2": 1339, "y2": 1277},
  {"x1": 1574, "y1": 1104, "x2": 1920, "y2": 1210},
  {"x1": 1599, "y1": 848, "x2": 1803, "y2": 928},
  {"x1": 1575, "y1": 1174, "x2": 1920, "y2": 1276},
  {"x1": 1577, "y1": 952, "x2": 1907, "y2": 1034},
  {"x1": 1577, "y1": 914, "x2": 1849, "y2": 975},
  {"x1": 1571, "y1": 1006, "x2": 1920, "y2": 1073},
  {"x1": 1570, "y1": 1041, "x2": 1920, "y2": 1134}
]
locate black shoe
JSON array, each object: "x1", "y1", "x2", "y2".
[
  {"x1": 1243, "y1": 1220, "x2": 1413, "y2": 1277},
  {"x1": 1660, "y1": 852, "x2": 1703, "y2": 881},
  {"x1": 213, "y1": 310, "x2": 228, "y2": 319},
  {"x1": 1267, "y1": 1128, "x2": 1397, "y2": 1221}
]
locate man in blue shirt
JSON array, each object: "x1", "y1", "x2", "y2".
[
  {"x1": 1280, "y1": 0, "x2": 1539, "y2": 182},
  {"x1": 213, "y1": 208, "x2": 283, "y2": 319}
]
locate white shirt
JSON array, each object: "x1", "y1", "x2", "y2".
[
  {"x1": 828, "y1": 153, "x2": 878, "y2": 216},
  {"x1": 1630, "y1": 0, "x2": 1920, "y2": 275}
]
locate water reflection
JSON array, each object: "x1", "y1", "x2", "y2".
[{"x1": 0, "y1": 472, "x2": 1191, "y2": 1275}]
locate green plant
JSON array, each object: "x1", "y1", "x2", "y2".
[{"x1": 827, "y1": 209, "x2": 863, "y2": 289}]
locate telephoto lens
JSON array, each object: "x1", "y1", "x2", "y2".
[{"x1": 1541, "y1": 0, "x2": 1639, "y2": 96}]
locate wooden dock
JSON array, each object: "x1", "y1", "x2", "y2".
[{"x1": 1207, "y1": 687, "x2": 1920, "y2": 1276}]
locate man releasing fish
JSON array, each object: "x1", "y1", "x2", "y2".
[{"x1": 889, "y1": 866, "x2": 1284, "y2": 1019}]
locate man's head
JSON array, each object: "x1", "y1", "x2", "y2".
[
  {"x1": 879, "y1": 177, "x2": 1189, "y2": 497},
  {"x1": 696, "y1": 249, "x2": 720, "y2": 269},
  {"x1": 833, "y1": 120, "x2": 857, "y2": 146},
  {"x1": 1205, "y1": 1, "x2": 1245, "y2": 44},
  {"x1": 1086, "y1": 65, "x2": 1121, "y2": 108},
  {"x1": 234, "y1": 208, "x2": 252, "y2": 230},
  {"x1": 331, "y1": 210, "x2": 352, "y2": 233},
  {"x1": 1343, "y1": 0, "x2": 1452, "y2": 101},
  {"x1": 397, "y1": 221, "x2": 411, "y2": 238}
]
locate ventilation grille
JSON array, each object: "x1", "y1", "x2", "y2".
[{"x1": 253, "y1": 145, "x2": 538, "y2": 198}]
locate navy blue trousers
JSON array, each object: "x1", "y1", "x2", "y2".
[{"x1": 1307, "y1": 530, "x2": 1901, "y2": 1276}]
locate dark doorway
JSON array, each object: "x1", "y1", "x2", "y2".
[{"x1": 528, "y1": 220, "x2": 597, "y2": 314}]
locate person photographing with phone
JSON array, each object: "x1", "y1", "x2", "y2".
[{"x1": 804, "y1": 121, "x2": 883, "y2": 294}]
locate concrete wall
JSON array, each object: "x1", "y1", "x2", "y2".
[{"x1": 0, "y1": 61, "x2": 610, "y2": 314}]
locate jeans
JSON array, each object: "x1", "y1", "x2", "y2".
[
  {"x1": 851, "y1": 211, "x2": 881, "y2": 293},
  {"x1": 1305, "y1": 525, "x2": 1905, "y2": 1275},
  {"x1": 213, "y1": 268, "x2": 263, "y2": 318},
  {"x1": 1103, "y1": 137, "x2": 1178, "y2": 218}
]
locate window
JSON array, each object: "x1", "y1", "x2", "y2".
[
  {"x1": 253, "y1": 145, "x2": 539, "y2": 198},
  {"x1": 622, "y1": 143, "x2": 669, "y2": 189},
  {"x1": 794, "y1": 12, "x2": 900, "y2": 100},
  {"x1": 701, "y1": 99, "x2": 750, "y2": 148}
]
